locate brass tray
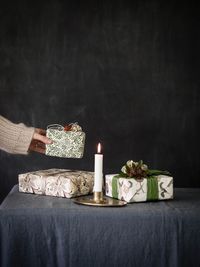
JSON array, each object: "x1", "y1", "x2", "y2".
[{"x1": 74, "y1": 195, "x2": 127, "y2": 207}]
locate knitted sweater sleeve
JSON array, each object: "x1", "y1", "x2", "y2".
[{"x1": 0, "y1": 115, "x2": 35, "y2": 155}]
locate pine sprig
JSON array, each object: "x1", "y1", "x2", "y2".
[{"x1": 147, "y1": 169, "x2": 171, "y2": 176}]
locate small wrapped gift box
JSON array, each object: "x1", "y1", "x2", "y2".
[
  {"x1": 19, "y1": 169, "x2": 94, "y2": 198},
  {"x1": 46, "y1": 123, "x2": 85, "y2": 158},
  {"x1": 105, "y1": 174, "x2": 173, "y2": 203}
]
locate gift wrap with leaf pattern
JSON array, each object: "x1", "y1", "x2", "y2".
[
  {"x1": 19, "y1": 169, "x2": 94, "y2": 198},
  {"x1": 45, "y1": 123, "x2": 85, "y2": 158},
  {"x1": 105, "y1": 174, "x2": 173, "y2": 203}
]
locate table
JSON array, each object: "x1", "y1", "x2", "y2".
[{"x1": 0, "y1": 185, "x2": 200, "y2": 267}]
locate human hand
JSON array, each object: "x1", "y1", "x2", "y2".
[{"x1": 29, "y1": 128, "x2": 52, "y2": 154}]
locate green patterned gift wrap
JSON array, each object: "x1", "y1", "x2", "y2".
[
  {"x1": 105, "y1": 160, "x2": 173, "y2": 203},
  {"x1": 46, "y1": 123, "x2": 85, "y2": 158}
]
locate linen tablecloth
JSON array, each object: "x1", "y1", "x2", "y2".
[{"x1": 0, "y1": 185, "x2": 200, "y2": 267}]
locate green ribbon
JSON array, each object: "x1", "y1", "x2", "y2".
[
  {"x1": 112, "y1": 176, "x2": 119, "y2": 199},
  {"x1": 147, "y1": 176, "x2": 158, "y2": 201},
  {"x1": 112, "y1": 175, "x2": 159, "y2": 201}
]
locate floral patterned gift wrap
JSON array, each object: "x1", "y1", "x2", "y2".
[
  {"x1": 19, "y1": 169, "x2": 94, "y2": 198},
  {"x1": 46, "y1": 123, "x2": 85, "y2": 158},
  {"x1": 105, "y1": 160, "x2": 173, "y2": 203}
]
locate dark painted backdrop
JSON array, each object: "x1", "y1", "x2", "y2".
[{"x1": 0, "y1": 0, "x2": 200, "y2": 202}]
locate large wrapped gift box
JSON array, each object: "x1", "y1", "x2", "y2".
[
  {"x1": 46, "y1": 124, "x2": 85, "y2": 158},
  {"x1": 19, "y1": 169, "x2": 94, "y2": 198},
  {"x1": 105, "y1": 174, "x2": 173, "y2": 203}
]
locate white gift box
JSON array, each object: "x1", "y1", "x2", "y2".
[
  {"x1": 105, "y1": 174, "x2": 173, "y2": 203},
  {"x1": 19, "y1": 169, "x2": 94, "y2": 198}
]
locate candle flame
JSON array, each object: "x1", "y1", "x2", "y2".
[{"x1": 97, "y1": 143, "x2": 101, "y2": 153}]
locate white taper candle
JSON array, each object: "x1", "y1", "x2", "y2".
[{"x1": 93, "y1": 143, "x2": 103, "y2": 192}]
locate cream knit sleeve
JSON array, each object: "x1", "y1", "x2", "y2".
[{"x1": 0, "y1": 115, "x2": 35, "y2": 155}]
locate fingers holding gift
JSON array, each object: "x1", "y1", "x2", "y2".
[
  {"x1": 29, "y1": 140, "x2": 46, "y2": 154},
  {"x1": 29, "y1": 128, "x2": 53, "y2": 154},
  {"x1": 33, "y1": 128, "x2": 52, "y2": 145}
]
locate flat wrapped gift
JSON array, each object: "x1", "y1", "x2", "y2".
[
  {"x1": 19, "y1": 169, "x2": 94, "y2": 198},
  {"x1": 105, "y1": 160, "x2": 173, "y2": 203},
  {"x1": 46, "y1": 123, "x2": 85, "y2": 158}
]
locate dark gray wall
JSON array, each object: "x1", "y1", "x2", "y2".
[{"x1": 0, "y1": 1, "x2": 200, "y2": 202}]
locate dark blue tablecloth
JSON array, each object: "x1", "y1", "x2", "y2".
[{"x1": 0, "y1": 185, "x2": 200, "y2": 267}]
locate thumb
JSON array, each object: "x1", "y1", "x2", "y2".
[{"x1": 33, "y1": 132, "x2": 52, "y2": 144}]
